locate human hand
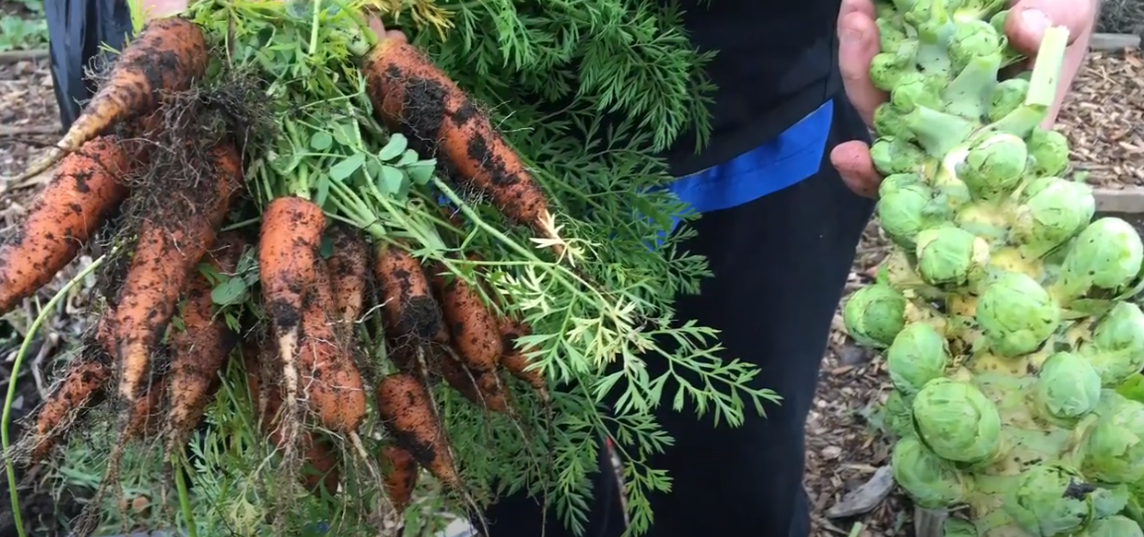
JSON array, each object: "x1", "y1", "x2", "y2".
[
  {"x1": 138, "y1": 0, "x2": 408, "y2": 42},
  {"x1": 830, "y1": 0, "x2": 1098, "y2": 198}
]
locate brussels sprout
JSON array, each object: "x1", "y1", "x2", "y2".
[
  {"x1": 870, "y1": 53, "x2": 910, "y2": 91},
  {"x1": 872, "y1": 137, "x2": 927, "y2": 175},
  {"x1": 879, "y1": 173, "x2": 925, "y2": 198},
  {"x1": 1003, "y1": 465, "x2": 1095, "y2": 537},
  {"x1": 1082, "y1": 302, "x2": 1144, "y2": 387},
  {"x1": 1090, "y1": 485, "x2": 1130, "y2": 519},
  {"x1": 958, "y1": 133, "x2": 1029, "y2": 199},
  {"x1": 877, "y1": 184, "x2": 941, "y2": 248},
  {"x1": 976, "y1": 272, "x2": 1060, "y2": 357},
  {"x1": 948, "y1": 20, "x2": 1002, "y2": 70},
  {"x1": 874, "y1": 103, "x2": 913, "y2": 140},
  {"x1": 1012, "y1": 177, "x2": 1095, "y2": 257},
  {"x1": 988, "y1": 78, "x2": 1030, "y2": 123},
  {"x1": 884, "y1": 390, "x2": 915, "y2": 438},
  {"x1": 876, "y1": 16, "x2": 908, "y2": 52},
  {"x1": 887, "y1": 324, "x2": 949, "y2": 396},
  {"x1": 1081, "y1": 399, "x2": 1144, "y2": 484},
  {"x1": 1057, "y1": 217, "x2": 1144, "y2": 302},
  {"x1": 941, "y1": 518, "x2": 976, "y2": 537},
  {"x1": 1086, "y1": 515, "x2": 1144, "y2": 537},
  {"x1": 1027, "y1": 128, "x2": 1070, "y2": 178},
  {"x1": 912, "y1": 378, "x2": 1001, "y2": 463},
  {"x1": 891, "y1": 72, "x2": 943, "y2": 112},
  {"x1": 1035, "y1": 352, "x2": 1102, "y2": 422},
  {"x1": 891, "y1": 436, "x2": 968, "y2": 509},
  {"x1": 843, "y1": 284, "x2": 907, "y2": 348},
  {"x1": 989, "y1": 9, "x2": 1009, "y2": 36},
  {"x1": 914, "y1": 227, "x2": 989, "y2": 287}
]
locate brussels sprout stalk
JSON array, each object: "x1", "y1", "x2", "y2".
[{"x1": 989, "y1": 26, "x2": 1070, "y2": 138}]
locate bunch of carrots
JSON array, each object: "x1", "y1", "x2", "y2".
[{"x1": 0, "y1": 6, "x2": 559, "y2": 535}]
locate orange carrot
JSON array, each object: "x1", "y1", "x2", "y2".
[
  {"x1": 245, "y1": 352, "x2": 341, "y2": 497},
  {"x1": 497, "y1": 318, "x2": 548, "y2": 401},
  {"x1": 162, "y1": 232, "x2": 246, "y2": 456},
  {"x1": 26, "y1": 347, "x2": 112, "y2": 465},
  {"x1": 113, "y1": 141, "x2": 241, "y2": 407},
  {"x1": 430, "y1": 265, "x2": 503, "y2": 373},
  {"x1": 374, "y1": 243, "x2": 442, "y2": 340},
  {"x1": 362, "y1": 41, "x2": 562, "y2": 253},
  {"x1": 258, "y1": 196, "x2": 325, "y2": 440},
  {"x1": 380, "y1": 444, "x2": 419, "y2": 513},
  {"x1": 374, "y1": 372, "x2": 460, "y2": 489},
  {"x1": 14, "y1": 17, "x2": 207, "y2": 182},
  {"x1": 437, "y1": 351, "x2": 509, "y2": 413},
  {"x1": 298, "y1": 256, "x2": 367, "y2": 434},
  {"x1": 326, "y1": 225, "x2": 369, "y2": 341},
  {"x1": 0, "y1": 136, "x2": 129, "y2": 316}
]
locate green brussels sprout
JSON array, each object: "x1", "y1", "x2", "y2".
[
  {"x1": 941, "y1": 518, "x2": 976, "y2": 537},
  {"x1": 870, "y1": 53, "x2": 910, "y2": 91},
  {"x1": 1086, "y1": 515, "x2": 1144, "y2": 537},
  {"x1": 872, "y1": 137, "x2": 927, "y2": 175},
  {"x1": 1090, "y1": 485, "x2": 1130, "y2": 519},
  {"x1": 1012, "y1": 177, "x2": 1095, "y2": 257},
  {"x1": 1081, "y1": 399, "x2": 1144, "y2": 484},
  {"x1": 891, "y1": 72, "x2": 943, "y2": 112},
  {"x1": 1057, "y1": 217, "x2": 1144, "y2": 302},
  {"x1": 976, "y1": 272, "x2": 1061, "y2": 357},
  {"x1": 884, "y1": 390, "x2": 915, "y2": 438},
  {"x1": 912, "y1": 378, "x2": 1002, "y2": 463},
  {"x1": 891, "y1": 436, "x2": 968, "y2": 509},
  {"x1": 843, "y1": 284, "x2": 908, "y2": 348},
  {"x1": 1027, "y1": 128, "x2": 1070, "y2": 178},
  {"x1": 988, "y1": 78, "x2": 1030, "y2": 123},
  {"x1": 948, "y1": 20, "x2": 1002, "y2": 70},
  {"x1": 879, "y1": 173, "x2": 925, "y2": 198},
  {"x1": 958, "y1": 133, "x2": 1029, "y2": 199},
  {"x1": 901, "y1": 1, "x2": 932, "y2": 27},
  {"x1": 878, "y1": 185, "x2": 940, "y2": 248},
  {"x1": 989, "y1": 9, "x2": 1009, "y2": 36},
  {"x1": 1035, "y1": 352, "x2": 1102, "y2": 422},
  {"x1": 1004, "y1": 465, "x2": 1095, "y2": 537},
  {"x1": 876, "y1": 16, "x2": 908, "y2": 52},
  {"x1": 874, "y1": 103, "x2": 913, "y2": 140},
  {"x1": 887, "y1": 324, "x2": 949, "y2": 396},
  {"x1": 955, "y1": 0, "x2": 1010, "y2": 20},
  {"x1": 1082, "y1": 302, "x2": 1144, "y2": 387},
  {"x1": 914, "y1": 227, "x2": 989, "y2": 287}
]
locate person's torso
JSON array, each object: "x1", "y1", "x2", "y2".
[{"x1": 662, "y1": 0, "x2": 845, "y2": 176}]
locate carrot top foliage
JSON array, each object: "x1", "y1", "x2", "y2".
[{"x1": 14, "y1": 1, "x2": 782, "y2": 536}]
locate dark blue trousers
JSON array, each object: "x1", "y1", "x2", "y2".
[{"x1": 481, "y1": 95, "x2": 874, "y2": 537}]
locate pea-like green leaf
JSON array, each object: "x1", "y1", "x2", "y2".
[
  {"x1": 329, "y1": 153, "x2": 365, "y2": 182},
  {"x1": 379, "y1": 165, "x2": 406, "y2": 195},
  {"x1": 396, "y1": 149, "x2": 419, "y2": 167},
  {"x1": 211, "y1": 277, "x2": 249, "y2": 306},
  {"x1": 406, "y1": 161, "x2": 437, "y2": 185},
  {"x1": 379, "y1": 133, "x2": 409, "y2": 161},
  {"x1": 310, "y1": 131, "x2": 333, "y2": 151}
]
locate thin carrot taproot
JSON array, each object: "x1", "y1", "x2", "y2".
[
  {"x1": 0, "y1": 136, "x2": 129, "y2": 317},
  {"x1": 374, "y1": 372, "x2": 460, "y2": 489},
  {"x1": 25, "y1": 346, "x2": 112, "y2": 465},
  {"x1": 113, "y1": 141, "x2": 241, "y2": 408},
  {"x1": 380, "y1": 444, "x2": 419, "y2": 514},
  {"x1": 361, "y1": 40, "x2": 563, "y2": 255},
  {"x1": 326, "y1": 224, "x2": 369, "y2": 340},
  {"x1": 13, "y1": 17, "x2": 207, "y2": 183},
  {"x1": 162, "y1": 232, "x2": 246, "y2": 457},
  {"x1": 258, "y1": 196, "x2": 325, "y2": 446}
]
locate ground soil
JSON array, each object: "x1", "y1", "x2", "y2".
[{"x1": 1, "y1": 45, "x2": 1142, "y2": 537}]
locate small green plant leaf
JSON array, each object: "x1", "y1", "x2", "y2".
[
  {"x1": 378, "y1": 165, "x2": 406, "y2": 195},
  {"x1": 309, "y1": 131, "x2": 333, "y2": 151},
  {"x1": 211, "y1": 277, "x2": 249, "y2": 306},
  {"x1": 329, "y1": 153, "x2": 365, "y2": 181},
  {"x1": 378, "y1": 134, "x2": 409, "y2": 161}
]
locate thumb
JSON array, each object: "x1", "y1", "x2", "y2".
[{"x1": 1004, "y1": 0, "x2": 1094, "y2": 55}]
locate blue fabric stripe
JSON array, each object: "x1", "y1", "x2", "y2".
[{"x1": 669, "y1": 99, "x2": 835, "y2": 218}]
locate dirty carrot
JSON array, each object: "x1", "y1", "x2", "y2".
[
  {"x1": 430, "y1": 264, "x2": 503, "y2": 373},
  {"x1": 0, "y1": 136, "x2": 129, "y2": 316},
  {"x1": 374, "y1": 242, "x2": 442, "y2": 340},
  {"x1": 258, "y1": 196, "x2": 325, "y2": 444},
  {"x1": 361, "y1": 40, "x2": 562, "y2": 252},
  {"x1": 13, "y1": 17, "x2": 207, "y2": 183},
  {"x1": 326, "y1": 224, "x2": 369, "y2": 341},
  {"x1": 438, "y1": 352, "x2": 509, "y2": 414},
  {"x1": 113, "y1": 141, "x2": 241, "y2": 408},
  {"x1": 497, "y1": 318, "x2": 548, "y2": 401},
  {"x1": 162, "y1": 232, "x2": 246, "y2": 457},
  {"x1": 374, "y1": 372, "x2": 460, "y2": 489},
  {"x1": 25, "y1": 347, "x2": 112, "y2": 465},
  {"x1": 380, "y1": 444, "x2": 419, "y2": 514},
  {"x1": 299, "y1": 256, "x2": 367, "y2": 434}
]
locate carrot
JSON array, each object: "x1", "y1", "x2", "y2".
[
  {"x1": 362, "y1": 41, "x2": 562, "y2": 254},
  {"x1": 13, "y1": 17, "x2": 207, "y2": 183},
  {"x1": 437, "y1": 352, "x2": 509, "y2": 413},
  {"x1": 244, "y1": 352, "x2": 340, "y2": 497},
  {"x1": 113, "y1": 141, "x2": 241, "y2": 407},
  {"x1": 326, "y1": 225, "x2": 369, "y2": 341},
  {"x1": 430, "y1": 264, "x2": 503, "y2": 373},
  {"x1": 258, "y1": 196, "x2": 325, "y2": 445},
  {"x1": 25, "y1": 347, "x2": 112, "y2": 465},
  {"x1": 374, "y1": 372, "x2": 460, "y2": 489},
  {"x1": 374, "y1": 243, "x2": 442, "y2": 341},
  {"x1": 126, "y1": 375, "x2": 167, "y2": 441},
  {"x1": 0, "y1": 136, "x2": 129, "y2": 317},
  {"x1": 497, "y1": 318, "x2": 548, "y2": 401},
  {"x1": 380, "y1": 444, "x2": 419, "y2": 514},
  {"x1": 162, "y1": 232, "x2": 246, "y2": 457},
  {"x1": 298, "y1": 256, "x2": 367, "y2": 434}
]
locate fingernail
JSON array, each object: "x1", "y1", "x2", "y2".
[{"x1": 1019, "y1": 9, "x2": 1049, "y2": 42}]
